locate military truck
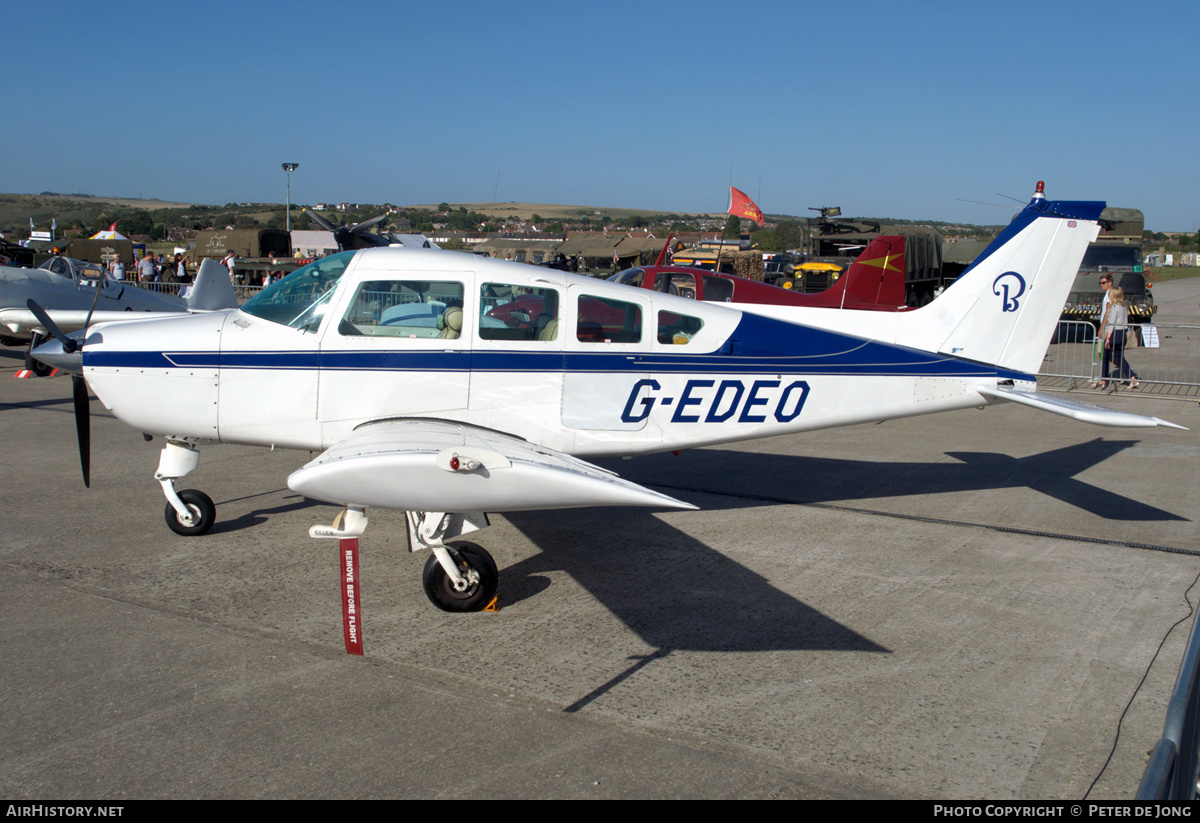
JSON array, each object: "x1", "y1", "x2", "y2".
[
  {"x1": 1061, "y1": 207, "x2": 1154, "y2": 327},
  {"x1": 192, "y1": 228, "x2": 291, "y2": 261},
  {"x1": 669, "y1": 245, "x2": 766, "y2": 281},
  {"x1": 30, "y1": 238, "x2": 134, "y2": 268},
  {"x1": 799, "y1": 210, "x2": 945, "y2": 304}
]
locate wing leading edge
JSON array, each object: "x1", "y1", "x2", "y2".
[
  {"x1": 978, "y1": 385, "x2": 1187, "y2": 429},
  {"x1": 287, "y1": 419, "x2": 697, "y2": 512}
]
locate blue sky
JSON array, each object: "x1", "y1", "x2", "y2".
[{"x1": 5, "y1": 0, "x2": 1197, "y2": 229}]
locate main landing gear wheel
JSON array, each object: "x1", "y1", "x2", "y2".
[
  {"x1": 164, "y1": 489, "x2": 216, "y2": 536},
  {"x1": 422, "y1": 542, "x2": 498, "y2": 612}
]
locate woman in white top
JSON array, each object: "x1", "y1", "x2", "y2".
[{"x1": 1099, "y1": 287, "x2": 1140, "y2": 390}]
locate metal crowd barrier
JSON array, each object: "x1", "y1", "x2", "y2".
[
  {"x1": 1039, "y1": 321, "x2": 1200, "y2": 396},
  {"x1": 134, "y1": 281, "x2": 264, "y2": 304},
  {"x1": 1136, "y1": 609, "x2": 1200, "y2": 799}
]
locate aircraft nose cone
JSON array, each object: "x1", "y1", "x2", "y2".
[{"x1": 32, "y1": 335, "x2": 84, "y2": 375}]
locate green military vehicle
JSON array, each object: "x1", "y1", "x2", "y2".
[
  {"x1": 798, "y1": 209, "x2": 945, "y2": 304},
  {"x1": 30, "y1": 238, "x2": 134, "y2": 268},
  {"x1": 1061, "y1": 207, "x2": 1154, "y2": 327},
  {"x1": 192, "y1": 228, "x2": 291, "y2": 261}
]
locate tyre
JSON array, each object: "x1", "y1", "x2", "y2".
[
  {"x1": 421, "y1": 542, "x2": 499, "y2": 612},
  {"x1": 164, "y1": 489, "x2": 216, "y2": 536}
]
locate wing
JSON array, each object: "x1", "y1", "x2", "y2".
[
  {"x1": 0, "y1": 308, "x2": 181, "y2": 336},
  {"x1": 978, "y1": 385, "x2": 1187, "y2": 429},
  {"x1": 287, "y1": 419, "x2": 697, "y2": 513}
]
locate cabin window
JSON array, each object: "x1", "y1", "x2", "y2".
[
  {"x1": 242, "y1": 250, "x2": 355, "y2": 330},
  {"x1": 700, "y1": 275, "x2": 734, "y2": 302},
  {"x1": 657, "y1": 310, "x2": 703, "y2": 345},
  {"x1": 667, "y1": 272, "x2": 697, "y2": 299},
  {"x1": 607, "y1": 268, "x2": 645, "y2": 288},
  {"x1": 45, "y1": 258, "x2": 72, "y2": 278},
  {"x1": 338, "y1": 279, "x2": 465, "y2": 339},
  {"x1": 577, "y1": 294, "x2": 642, "y2": 343},
  {"x1": 479, "y1": 283, "x2": 560, "y2": 341}
]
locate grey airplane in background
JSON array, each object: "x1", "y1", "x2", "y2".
[{"x1": 1, "y1": 256, "x2": 235, "y2": 374}]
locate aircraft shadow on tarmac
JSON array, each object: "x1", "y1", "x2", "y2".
[
  {"x1": 210, "y1": 491, "x2": 328, "y2": 535},
  {"x1": 501, "y1": 507, "x2": 889, "y2": 656},
  {"x1": 604, "y1": 438, "x2": 1187, "y2": 524},
  {"x1": 487, "y1": 437, "x2": 1182, "y2": 703}
]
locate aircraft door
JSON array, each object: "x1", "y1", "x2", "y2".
[
  {"x1": 318, "y1": 273, "x2": 472, "y2": 445},
  {"x1": 562, "y1": 285, "x2": 652, "y2": 432}
]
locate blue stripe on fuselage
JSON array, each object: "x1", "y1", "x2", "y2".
[{"x1": 83, "y1": 310, "x2": 1031, "y2": 381}]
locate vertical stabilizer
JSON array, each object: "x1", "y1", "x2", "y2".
[
  {"x1": 895, "y1": 185, "x2": 1103, "y2": 373},
  {"x1": 831, "y1": 235, "x2": 907, "y2": 310},
  {"x1": 188, "y1": 259, "x2": 239, "y2": 312}
]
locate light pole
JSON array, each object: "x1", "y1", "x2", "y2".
[{"x1": 282, "y1": 163, "x2": 299, "y2": 231}]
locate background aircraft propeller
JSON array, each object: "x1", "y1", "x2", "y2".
[{"x1": 306, "y1": 209, "x2": 396, "y2": 251}]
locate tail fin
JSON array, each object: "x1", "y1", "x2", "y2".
[
  {"x1": 188, "y1": 259, "x2": 238, "y2": 312},
  {"x1": 895, "y1": 186, "x2": 1104, "y2": 374},
  {"x1": 824, "y1": 235, "x2": 907, "y2": 310}
]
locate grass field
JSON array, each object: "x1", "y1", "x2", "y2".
[{"x1": 1149, "y1": 266, "x2": 1200, "y2": 282}]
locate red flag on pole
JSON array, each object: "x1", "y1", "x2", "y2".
[{"x1": 727, "y1": 187, "x2": 765, "y2": 227}]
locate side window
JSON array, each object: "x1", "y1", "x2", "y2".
[
  {"x1": 479, "y1": 283, "x2": 560, "y2": 341},
  {"x1": 339, "y1": 280, "x2": 464, "y2": 339},
  {"x1": 577, "y1": 294, "x2": 642, "y2": 343},
  {"x1": 668, "y1": 272, "x2": 697, "y2": 299},
  {"x1": 657, "y1": 310, "x2": 703, "y2": 345},
  {"x1": 608, "y1": 268, "x2": 644, "y2": 288},
  {"x1": 700, "y1": 275, "x2": 734, "y2": 302}
]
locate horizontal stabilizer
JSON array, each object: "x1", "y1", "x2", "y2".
[
  {"x1": 288, "y1": 419, "x2": 697, "y2": 513},
  {"x1": 978, "y1": 386, "x2": 1187, "y2": 429}
]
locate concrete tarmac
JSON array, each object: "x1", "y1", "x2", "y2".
[{"x1": 2, "y1": 282, "x2": 1199, "y2": 799}]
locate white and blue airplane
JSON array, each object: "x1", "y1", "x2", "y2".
[{"x1": 34, "y1": 183, "x2": 1182, "y2": 612}]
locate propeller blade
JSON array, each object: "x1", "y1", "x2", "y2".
[
  {"x1": 306, "y1": 209, "x2": 337, "y2": 232},
  {"x1": 26, "y1": 299, "x2": 77, "y2": 352},
  {"x1": 72, "y1": 374, "x2": 91, "y2": 488},
  {"x1": 81, "y1": 267, "x2": 105, "y2": 332},
  {"x1": 349, "y1": 213, "x2": 387, "y2": 234}
]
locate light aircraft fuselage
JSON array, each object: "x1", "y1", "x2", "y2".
[
  {"x1": 77, "y1": 247, "x2": 1027, "y2": 460},
  {"x1": 31, "y1": 188, "x2": 1184, "y2": 614}
]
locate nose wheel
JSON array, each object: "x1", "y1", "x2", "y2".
[
  {"x1": 421, "y1": 542, "x2": 498, "y2": 612},
  {"x1": 164, "y1": 489, "x2": 216, "y2": 536}
]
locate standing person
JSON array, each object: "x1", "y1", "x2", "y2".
[
  {"x1": 111, "y1": 258, "x2": 125, "y2": 281},
  {"x1": 222, "y1": 249, "x2": 238, "y2": 284},
  {"x1": 137, "y1": 253, "x2": 156, "y2": 283},
  {"x1": 1102, "y1": 286, "x2": 1140, "y2": 390},
  {"x1": 1092, "y1": 275, "x2": 1114, "y2": 389},
  {"x1": 1097, "y1": 274, "x2": 1113, "y2": 328}
]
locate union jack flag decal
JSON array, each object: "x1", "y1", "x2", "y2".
[{"x1": 1068, "y1": 221, "x2": 1077, "y2": 227}]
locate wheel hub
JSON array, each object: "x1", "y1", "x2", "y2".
[{"x1": 450, "y1": 566, "x2": 480, "y2": 592}]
